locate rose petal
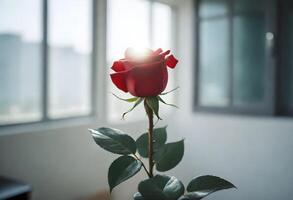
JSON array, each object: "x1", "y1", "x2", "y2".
[
  {"x1": 165, "y1": 55, "x2": 178, "y2": 68},
  {"x1": 111, "y1": 61, "x2": 125, "y2": 72},
  {"x1": 153, "y1": 48, "x2": 163, "y2": 55},
  {"x1": 126, "y1": 62, "x2": 168, "y2": 97},
  {"x1": 160, "y1": 50, "x2": 171, "y2": 58},
  {"x1": 110, "y1": 72, "x2": 128, "y2": 92},
  {"x1": 123, "y1": 55, "x2": 164, "y2": 68},
  {"x1": 134, "y1": 60, "x2": 165, "y2": 68}
]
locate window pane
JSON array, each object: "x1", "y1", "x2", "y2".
[
  {"x1": 0, "y1": 0, "x2": 42, "y2": 124},
  {"x1": 152, "y1": 2, "x2": 172, "y2": 50},
  {"x1": 107, "y1": 0, "x2": 151, "y2": 62},
  {"x1": 234, "y1": 0, "x2": 265, "y2": 13},
  {"x1": 233, "y1": 15, "x2": 266, "y2": 105},
  {"x1": 199, "y1": 0, "x2": 228, "y2": 18},
  {"x1": 48, "y1": 0, "x2": 92, "y2": 118},
  {"x1": 198, "y1": 19, "x2": 230, "y2": 107}
]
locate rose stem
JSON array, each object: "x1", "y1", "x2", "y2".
[{"x1": 144, "y1": 100, "x2": 154, "y2": 178}]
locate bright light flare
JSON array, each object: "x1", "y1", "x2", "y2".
[{"x1": 125, "y1": 47, "x2": 152, "y2": 60}]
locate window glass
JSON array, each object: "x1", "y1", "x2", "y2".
[
  {"x1": 232, "y1": 15, "x2": 266, "y2": 106},
  {"x1": 107, "y1": 0, "x2": 175, "y2": 121},
  {"x1": 198, "y1": 19, "x2": 230, "y2": 107},
  {"x1": 152, "y1": 2, "x2": 172, "y2": 50},
  {"x1": 107, "y1": 0, "x2": 151, "y2": 62},
  {"x1": 234, "y1": 0, "x2": 265, "y2": 13},
  {"x1": 199, "y1": 0, "x2": 228, "y2": 18},
  {"x1": 48, "y1": 0, "x2": 92, "y2": 118},
  {"x1": 197, "y1": 0, "x2": 268, "y2": 109},
  {"x1": 0, "y1": 0, "x2": 42, "y2": 124}
]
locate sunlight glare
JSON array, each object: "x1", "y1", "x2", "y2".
[{"x1": 126, "y1": 46, "x2": 151, "y2": 60}]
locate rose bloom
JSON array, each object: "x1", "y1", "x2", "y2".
[{"x1": 110, "y1": 48, "x2": 178, "y2": 97}]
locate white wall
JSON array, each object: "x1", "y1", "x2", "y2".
[
  {"x1": 0, "y1": 120, "x2": 151, "y2": 200},
  {"x1": 1, "y1": 1, "x2": 293, "y2": 200}
]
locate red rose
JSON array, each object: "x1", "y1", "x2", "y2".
[{"x1": 110, "y1": 48, "x2": 178, "y2": 97}]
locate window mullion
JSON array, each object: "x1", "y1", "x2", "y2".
[
  {"x1": 91, "y1": 0, "x2": 98, "y2": 117},
  {"x1": 42, "y1": 0, "x2": 49, "y2": 121},
  {"x1": 228, "y1": 0, "x2": 234, "y2": 108}
]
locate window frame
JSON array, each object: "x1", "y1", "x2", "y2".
[
  {"x1": 193, "y1": 0, "x2": 278, "y2": 116},
  {"x1": 277, "y1": 0, "x2": 293, "y2": 116},
  {"x1": 0, "y1": 0, "x2": 98, "y2": 128}
]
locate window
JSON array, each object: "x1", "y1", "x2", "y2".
[
  {"x1": 107, "y1": 0, "x2": 176, "y2": 121},
  {"x1": 194, "y1": 0, "x2": 289, "y2": 115},
  {"x1": 48, "y1": 0, "x2": 92, "y2": 118},
  {"x1": 0, "y1": 0, "x2": 42, "y2": 125},
  {"x1": 0, "y1": 0, "x2": 94, "y2": 126}
]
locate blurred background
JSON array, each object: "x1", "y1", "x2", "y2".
[{"x1": 0, "y1": 0, "x2": 293, "y2": 199}]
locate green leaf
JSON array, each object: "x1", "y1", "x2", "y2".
[
  {"x1": 136, "y1": 126, "x2": 167, "y2": 158},
  {"x1": 108, "y1": 156, "x2": 142, "y2": 192},
  {"x1": 154, "y1": 139, "x2": 184, "y2": 172},
  {"x1": 112, "y1": 93, "x2": 139, "y2": 103},
  {"x1": 157, "y1": 96, "x2": 178, "y2": 108},
  {"x1": 123, "y1": 97, "x2": 144, "y2": 119},
  {"x1": 90, "y1": 127, "x2": 137, "y2": 155},
  {"x1": 146, "y1": 97, "x2": 161, "y2": 119},
  {"x1": 178, "y1": 175, "x2": 236, "y2": 200},
  {"x1": 138, "y1": 175, "x2": 184, "y2": 200},
  {"x1": 133, "y1": 192, "x2": 146, "y2": 200},
  {"x1": 178, "y1": 193, "x2": 204, "y2": 200},
  {"x1": 160, "y1": 87, "x2": 179, "y2": 95}
]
